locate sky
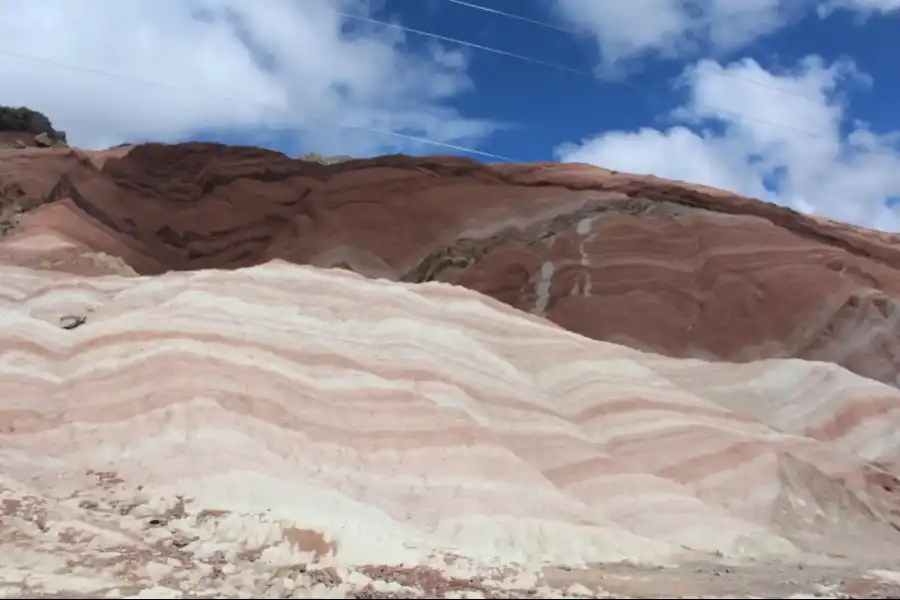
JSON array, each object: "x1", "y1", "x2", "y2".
[{"x1": 1, "y1": 0, "x2": 900, "y2": 229}]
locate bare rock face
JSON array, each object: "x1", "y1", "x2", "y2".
[
  {"x1": 1, "y1": 142, "x2": 899, "y2": 391},
  {"x1": 2, "y1": 258, "x2": 900, "y2": 597},
  {"x1": 3, "y1": 137, "x2": 900, "y2": 598}
]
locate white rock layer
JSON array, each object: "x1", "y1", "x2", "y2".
[{"x1": 2, "y1": 259, "x2": 900, "y2": 597}]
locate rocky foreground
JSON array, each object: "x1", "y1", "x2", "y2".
[{"x1": 2, "y1": 138, "x2": 900, "y2": 598}]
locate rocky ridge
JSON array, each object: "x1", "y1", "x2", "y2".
[
  {"x1": 3, "y1": 118, "x2": 900, "y2": 598},
  {"x1": 1, "y1": 141, "x2": 900, "y2": 389}
]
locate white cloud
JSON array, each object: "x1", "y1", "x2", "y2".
[
  {"x1": 548, "y1": 0, "x2": 696, "y2": 69},
  {"x1": 551, "y1": 0, "x2": 897, "y2": 68},
  {"x1": 555, "y1": 56, "x2": 900, "y2": 230},
  {"x1": 819, "y1": 0, "x2": 900, "y2": 16},
  {"x1": 0, "y1": 0, "x2": 496, "y2": 156}
]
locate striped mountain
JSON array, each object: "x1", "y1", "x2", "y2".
[
  {"x1": 2, "y1": 142, "x2": 899, "y2": 389},
  {"x1": 3, "y1": 141, "x2": 900, "y2": 597},
  {"x1": 1, "y1": 246, "x2": 899, "y2": 596}
]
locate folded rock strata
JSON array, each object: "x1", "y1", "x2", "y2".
[
  {"x1": 3, "y1": 140, "x2": 900, "y2": 597},
  {"x1": 1, "y1": 256, "x2": 900, "y2": 597},
  {"x1": 3, "y1": 143, "x2": 900, "y2": 392}
]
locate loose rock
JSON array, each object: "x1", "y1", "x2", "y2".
[{"x1": 59, "y1": 314, "x2": 87, "y2": 330}]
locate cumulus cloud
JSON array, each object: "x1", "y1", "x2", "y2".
[
  {"x1": 555, "y1": 56, "x2": 900, "y2": 230},
  {"x1": 0, "y1": 0, "x2": 496, "y2": 156},
  {"x1": 551, "y1": 0, "x2": 897, "y2": 69}
]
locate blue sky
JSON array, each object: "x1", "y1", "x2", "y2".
[
  {"x1": 2, "y1": 0, "x2": 900, "y2": 228},
  {"x1": 399, "y1": 0, "x2": 900, "y2": 162}
]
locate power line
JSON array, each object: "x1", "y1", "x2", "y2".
[
  {"x1": 0, "y1": 48, "x2": 517, "y2": 162},
  {"x1": 425, "y1": 0, "x2": 830, "y2": 107},
  {"x1": 439, "y1": 0, "x2": 581, "y2": 35},
  {"x1": 338, "y1": 9, "x2": 842, "y2": 144},
  {"x1": 342, "y1": 11, "x2": 595, "y2": 78}
]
